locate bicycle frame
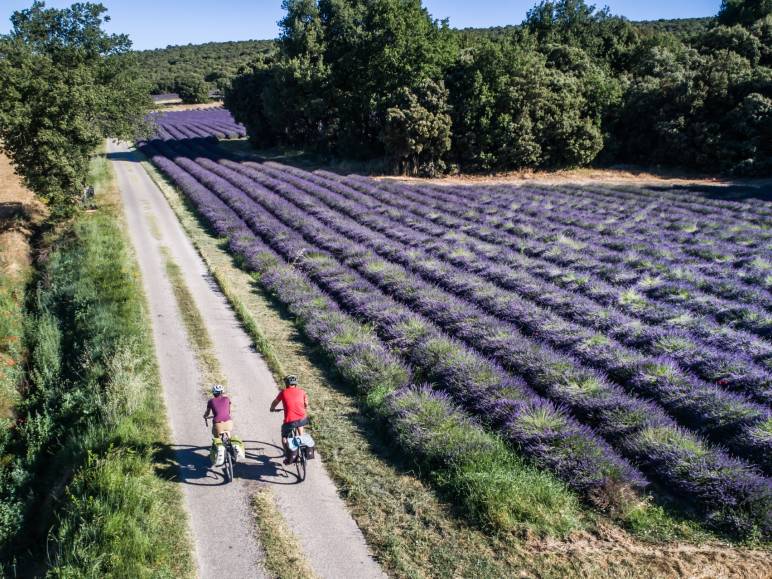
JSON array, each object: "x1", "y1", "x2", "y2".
[{"x1": 205, "y1": 418, "x2": 237, "y2": 482}]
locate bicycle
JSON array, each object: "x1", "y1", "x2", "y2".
[
  {"x1": 287, "y1": 424, "x2": 309, "y2": 482},
  {"x1": 205, "y1": 418, "x2": 237, "y2": 483},
  {"x1": 272, "y1": 407, "x2": 312, "y2": 483}
]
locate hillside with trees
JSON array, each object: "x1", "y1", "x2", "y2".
[
  {"x1": 224, "y1": 0, "x2": 771, "y2": 177},
  {"x1": 134, "y1": 40, "x2": 275, "y2": 100}
]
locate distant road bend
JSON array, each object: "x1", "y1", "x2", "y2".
[{"x1": 108, "y1": 139, "x2": 384, "y2": 579}]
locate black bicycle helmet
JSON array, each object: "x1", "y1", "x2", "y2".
[{"x1": 284, "y1": 374, "x2": 298, "y2": 386}]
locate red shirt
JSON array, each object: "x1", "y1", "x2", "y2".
[{"x1": 274, "y1": 387, "x2": 307, "y2": 424}]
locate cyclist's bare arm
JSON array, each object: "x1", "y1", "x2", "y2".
[
  {"x1": 270, "y1": 394, "x2": 281, "y2": 413},
  {"x1": 304, "y1": 393, "x2": 309, "y2": 409}
]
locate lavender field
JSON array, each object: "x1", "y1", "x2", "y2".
[
  {"x1": 139, "y1": 112, "x2": 771, "y2": 540},
  {"x1": 149, "y1": 107, "x2": 246, "y2": 141}
]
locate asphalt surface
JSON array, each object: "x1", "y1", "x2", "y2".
[{"x1": 109, "y1": 140, "x2": 385, "y2": 579}]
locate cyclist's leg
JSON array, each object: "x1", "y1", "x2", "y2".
[{"x1": 280, "y1": 422, "x2": 292, "y2": 462}]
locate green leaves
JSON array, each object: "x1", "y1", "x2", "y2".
[
  {"x1": 383, "y1": 78, "x2": 451, "y2": 175},
  {"x1": 0, "y1": 2, "x2": 150, "y2": 218},
  {"x1": 173, "y1": 74, "x2": 210, "y2": 104}
]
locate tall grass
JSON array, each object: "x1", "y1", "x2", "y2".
[
  {"x1": 0, "y1": 153, "x2": 193, "y2": 576},
  {"x1": 0, "y1": 273, "x2": 25, "y2": 417}
]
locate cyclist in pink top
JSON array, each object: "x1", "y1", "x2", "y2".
[{"x1": 203, "y1": 384, "x2": 233, "y2": 436}]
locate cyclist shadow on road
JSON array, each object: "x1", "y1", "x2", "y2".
[
  {"x1": 158, "y1": 443, "x2": 228, "y2": 486},
  {"x1": 157, "y1": 441, "x2": 303, "y2": 485},
  {"x1": 238, "y1": 440, "x2": 305, "y2": 485}
]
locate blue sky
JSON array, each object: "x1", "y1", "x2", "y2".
[{"x1": 1, "y1": 0, "x2": 722, "y2": 50}]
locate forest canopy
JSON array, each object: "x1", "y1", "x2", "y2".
[
  {"x1": 221, "y1": 0, "x2": 771, "y2": 176},
  {"x1": 133, "y1": 40, "x2": 275, "y2": 99}
]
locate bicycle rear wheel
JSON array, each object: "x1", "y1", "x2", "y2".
[
  {"x1": 295, "y1": 448, "x2": 306, "y2": 482},
  {"x1": 224, "y1": 448, "x2": 234, "y2": 482}
]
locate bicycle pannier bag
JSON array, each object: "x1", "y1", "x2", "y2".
[
  {"x1": 231, "y1": 435, "x2": 246, "y2": 460},
  {"x1": 210, "y1": 438, "x2": 225, "y2": 466}
]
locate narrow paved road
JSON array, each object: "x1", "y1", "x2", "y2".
[{"x1": 109, "y1": 140, "x2": 385, "y2": 579}]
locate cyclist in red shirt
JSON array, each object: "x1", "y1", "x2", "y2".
[{"x1": 270, "y1": 375, "x2": 309, "y2": 464}]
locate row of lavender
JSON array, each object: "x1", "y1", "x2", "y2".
[
  {"x1": 140, "y1": 136, "x2": 770, "y2": 539},
  {"x1": 148, "y1": 108, "x2": 246, "y2": 141}
]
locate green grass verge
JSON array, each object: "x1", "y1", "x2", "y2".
[{"x1": 0, "y1": 150, "x2": 194, "y2": 576}]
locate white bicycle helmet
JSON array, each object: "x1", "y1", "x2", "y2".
[{"x1": 211, "y1": 384, "x2": 224, "y2": 395}]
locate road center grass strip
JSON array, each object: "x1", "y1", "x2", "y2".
[
  {"x1": 0, "y1": 152, "x2": 194, "y2": 576},
  {"x1": 252, "y1": 487, "x2": 318, "y2": 579},
  {"x1": 161, "y1": 247, "x2": 226, "y2": 390}
]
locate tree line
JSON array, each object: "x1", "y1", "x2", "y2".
[{"x1": 225, "y1": 0, "x2": 772, "y2": 176}]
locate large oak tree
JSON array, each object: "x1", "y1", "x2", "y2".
[{"x1": 0, "y1": 2, "x2": 150, "y2": 216}]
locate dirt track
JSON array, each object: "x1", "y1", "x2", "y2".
[{"x1": 109, "y1": 140, "x2": 384, "y2": 579}]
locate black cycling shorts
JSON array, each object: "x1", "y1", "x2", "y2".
[{"x1": 281, "y1": 416, "x2": 309, "y2": 438}]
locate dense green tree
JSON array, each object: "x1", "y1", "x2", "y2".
[
  {"x1": 173, "y1": 73, "x2": 210, "y2": 103},
  {"x1": 262, "y1": 0, "x2": 333, "y2": 147},
  {"x1": 279, "y1": 0, "x2": 325, "y2": 59},
  {"x1": 229, "y1": 0, "x2": 456, "y2": 171},
  {"x1": 0, "y1": 2, "x2": 150, "y2": 216},
  {"x1": 750, "y1": 14, "x2": 772, "y2": 65},
  {"x1": 524, "y1": 0, "x2": 640, "y2": 70},
  {"x1": 316, "y1": 0, "x2": 456, "y2": 156},
  {"x1": 446, "y1": 36, "x2": 608, "y2": 170},
  {"x1": 698, "y1": 24, "x2": 762, "y2": 64},
  {"x1": 612, "y1": 37, "x2": 771, "y2": 174},
  {"x1": 225, "y1": 62, "x2": 278, "y2": 147},
  {"x1": 383, "y1": 78, "x2": 452, "y2": 175}
]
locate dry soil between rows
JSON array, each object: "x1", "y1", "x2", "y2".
[{"x1": 109, "y1": 140, "x2": 384, "y2": 579}]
